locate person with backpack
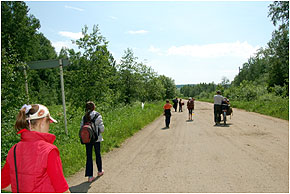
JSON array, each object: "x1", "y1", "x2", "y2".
[
  {"x1": 163, "y1": 100, "x2": 172, "y2": 128},
  {"x1": 80, "y1": 101, "x2": 105, "y2": 183},
  {"x1": 187, "y1": 97, "x2": 195, "y2": 120},
  {"x1": 1, "y1": 104, "x2": 70, "y2": 193}
]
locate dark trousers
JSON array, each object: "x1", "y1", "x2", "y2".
[
  {"x1": 179, "y1": 105, "x2": 183, "y2": 112},
  {"x1": 165, "y1": 115, "x2": 171, "y2": 127},
  {"x1": 173, "y1": 104, "x2": 177, "y2": 112},
  {"x1": 85, "y1": 142, "x2": 102, "y2": 177},
  {"x1": 214, "y1": 104, "x2": 222, "y2": 123}
]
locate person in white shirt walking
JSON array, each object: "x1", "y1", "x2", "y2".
[{"x1": 214, "y1": 90, "x2": 224, "y2": 126}]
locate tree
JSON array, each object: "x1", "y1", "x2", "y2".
[
  {"x1": 267, "y1": 1, "x2": 289, "y2": 87},
  {"x1": 30, "y1": 33, "x2": 57, "y2": 61},
  {"x1": 232, "y1": 1, "x2": 289, "y2": 92},
  {"x1": 66, "y1": 25, "x2": 119, "y2": 108},
  {"x1": 1, "y1": 1, "x2": 41, "y2": 62},
  {"x1": 221, "y1": 76, "x2": 230, "y2": 87},
  {"x1": 268, "y1": 1, "x2": 289, "y2": 27},
  {"x1": 158, "y1": 75, "x2": 176, "y2": 99},
  {"x1": 118, "y1": 48, "x2": 140, "y2": 104}
]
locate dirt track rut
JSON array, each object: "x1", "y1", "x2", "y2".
[{"x1": 67, "y1": 101, "x2": 289, "y2": 193}]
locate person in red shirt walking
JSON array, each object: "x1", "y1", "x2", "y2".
[
  {"x1": 1, "y1": 104, "x2": 70, "y2": 193},
  {"x1": 163, "y1": 100, "x2": 173, "y2": 128}
]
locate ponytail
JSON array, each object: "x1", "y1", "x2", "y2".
[
  {"x1": 14, "y1": 108, "x2": 28, "y2": 131},
  {"x1": 14, "y1": 104, "x2": 39, "y2": 131},
  {"x1": 85, "y1": 101, "x2": 95, "y2": 122}
]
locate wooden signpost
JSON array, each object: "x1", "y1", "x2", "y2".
[{"x1": 26, "y1": 59, "x2": 70, "y2": 135}]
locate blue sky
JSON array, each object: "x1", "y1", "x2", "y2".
[{"x1": 25, "y1": 1, "x2": 275, "y2": 85}]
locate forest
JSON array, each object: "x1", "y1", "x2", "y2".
[
  {"x1": 1, "y1": 1, "x2": 176, "y2": 165},
  {"x1": 180, "y1": 1, "x2": 289, "y2": 120},
  {"x1": 1, "y1": 1, "x2": 289, "y2": 175}
]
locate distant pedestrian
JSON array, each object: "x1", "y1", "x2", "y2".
[
  {"x1": 163, "y1": 100, "x2": 172, "y2": 128},
  {"x1": 187, "y1": 97, "x2": 195, "y2": 120},
  {"x1": 80, "y1": 101, "x2": 105, "y2": 183},
  {"x1": 179, "y1": 99, "x2": 183, "y2": 112},
  {"x1": 1, "y1": 104, "x2": 70, "y2": 193},
  {"x1": 214, "y1": 90, "x2": 224, "y2": 126},
  {"x1": 172, "y1": 98, "x2": 178, "y2": 112}
]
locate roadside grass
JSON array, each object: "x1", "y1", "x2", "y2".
[
  {"x1": 58, "y1": 101, "x2": 164, "y2": 177},
  {"x1": 198, "y1": 95, "x2": 289, "y2": 120},
  {"x1": 1, "y1": 101, "x2": 164, "y2": 178}
]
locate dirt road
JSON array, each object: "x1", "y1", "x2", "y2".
[{"x1": 67, "y1": 101, "x2": 289, "y2": 193}]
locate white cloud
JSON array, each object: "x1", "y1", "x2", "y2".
[
  {"x1": 128, "y1": 30, "x2": 148, "y2": 35},
  {"x1": 64, "y1": 5, "x2": 84, "y2": 12},
  {"x1": 51, "y1": 41, "x2": 73, "y2": 53},
  {"x1": 58, "y1": 31, "x2": 83, "y2": 40},
  {"x1": 166, "y1": 41, "x2": 259, "y2": 58}
]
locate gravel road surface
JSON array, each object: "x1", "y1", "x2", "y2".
[{"x1": 67, "y1": 101, "x2": 289, "y2": 193}]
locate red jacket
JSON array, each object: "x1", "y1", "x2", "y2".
[{"x1": 6, "y1": 129, "x2": 58, "y2": 193}]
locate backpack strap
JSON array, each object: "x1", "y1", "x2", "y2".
[
  {"x1": 91, "y1": 113, "x2": 100, "y2": 137},
  {"x1": 14, "y1": 145, "x2": 19, "y2": 193}
]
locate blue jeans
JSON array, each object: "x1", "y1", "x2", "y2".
[{"x1": 85, "y1": 142, "x2": 102, "y2": 177}]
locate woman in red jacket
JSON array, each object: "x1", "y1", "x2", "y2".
[{"x1": 1, "y1": 104, "x2": 70, "y2": 193}]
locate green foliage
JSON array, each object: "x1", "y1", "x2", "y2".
[
  {"x1": 268, "y1": 1, "x2": 289, "y2": 27},
  {"x1": 1, "y1": 1, "x2": 41, "y2": 62},
  {"x1": 1, "y1": 101, "x2": 165, "y2": 177},
  {"x1": 230, "y1": 94, "x2": 288, "y2": 120},
  {"x1": 197, "y1": 80, "x2": 289, "y2": 120},
  {"x1": 1, "y1": 2, "x2": 177, "y2": 178},
  {"x1": 1, "y1": 45, "x2": 26, "y2": 161},
  {"x1": 233, "y1": 1, "x2": 289, "y2": 90},
  {"x1": 1, "y1": 1, "x2": 58, "y2": 107},
  {"x1": 180, "y1": 82, "x2": 216, "y2": 98},
  {"x1": 30, "y1": 33, "x2": 57, "y2": 61}
]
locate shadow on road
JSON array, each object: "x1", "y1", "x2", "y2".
[
  {"x1": 69, "y1": 177, "x2": 100, "y2": 193},
  {"x1": 186, "y1": 120, "x2": 194, "y2": 122},
  {"x1": 161, "y1": 127, "x2": 169, "y2": 130},
  {"x1": 213, "y1": 123, "x2": 233, "y2": 127}
]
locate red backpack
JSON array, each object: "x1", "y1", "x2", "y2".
[
  {"x1": 79, "y1": 113, "x2": 100, "y2": 144},
  {"x1": 188, "y1": 100, "x2": 194, "y2": 109}
]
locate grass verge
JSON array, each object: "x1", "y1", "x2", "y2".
[
  {"x1": 49, "y1": 101, "x2": 164, "y2": 177},
  {"x1": 1, "y1": 101, "x2": 164, "y2": 180},
  {"x1": 198, "y1": 96, "x2": 289, "y2": 120}
]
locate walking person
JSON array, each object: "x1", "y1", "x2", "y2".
[
  {"x1": 187, "y1": 97, "x2": 195, "y2": 120},
  {"x1": 214, "y1": 90, "x2": 224, "y2": 126},
  {"x1": 179, "y1": 99, "x2": 183, "y2": 112},
  {"x1": 163, "y1": 100, "x2": 172, "y2": 128},
  {"x1": 80, "y1": 101, "x2": 105, "y2": 183},
  {"x1": 172, "y1": 98, "x2": 178, "y2": 112},
  {"x1": 1, "y1": 104, "x2": 70, "y2": 193}
]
